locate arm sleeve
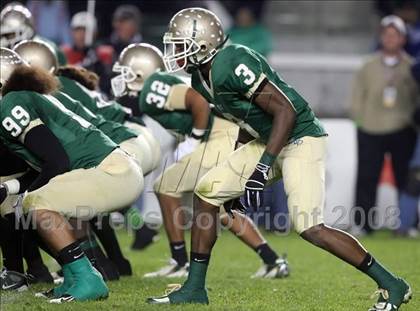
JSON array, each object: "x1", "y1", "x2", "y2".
[
  {"x1": 16, "y1": 169, "x2": 39, "y2": 193},
  {"x1": 0, "y1": 145, "x2": 29, "y2": 176},
  {"x1": 23, "y1": 125, "x2": 70, "y2": 192}
]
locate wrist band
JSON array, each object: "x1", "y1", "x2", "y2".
[
  {"x1": 259, "y1": 151, "x2": 277, "y2": 167},
  {"x1": 3, "y1": 179, "x2": 20, "y2": 195},
  {"x1": 191, "y1": 127, "x2": 206, "y2": 140}
]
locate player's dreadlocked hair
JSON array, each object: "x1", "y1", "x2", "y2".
[
  {"x1": 1, "y1": 65, "x2": 59, "y2": 96},
  {"x1": 56, "y1": 66, "x2": 99, "y2": 91}
]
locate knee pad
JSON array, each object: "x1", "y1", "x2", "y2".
[{"x1": 137, "y1": 126, "x2": 161, "y2": 170}]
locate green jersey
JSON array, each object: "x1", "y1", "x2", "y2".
[
  {"x1": 53, "y1": 91, "x2": 138, "y2": 144},
  {"x1": 58, "y1": 76, "x2": 129, "y2": 123},
  {"x1": 0, "y1": 91, "x2": 116, "y2": 170},
  {"x1": 139, "y1": 72, "x2": 213, "y2": 137},
  {"x1": 191, "y1": 44, "x2": 326, "y2": 143}
]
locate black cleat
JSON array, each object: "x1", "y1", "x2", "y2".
[
  {"x1": 92, "y1": 258, "x2": 120, "y2": 281},
  {"x1": 131, "y1": 225, "x2": 159, "y2": 250},
  {"x1": 0, "y1": 268, "x2": 28, "y2": 292},
  {"x1": 26, "y1": 264, "x2": 54, "y2": 284},
  {"x1": 112, "y1": 257, "x2": 132, "y2": 276}
]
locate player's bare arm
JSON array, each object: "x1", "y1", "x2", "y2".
[
  {"x1": 253, "y1": 80, "x2": 296, "y2": 158},
  {"x1": 185, "y1": 87, "x2": 210, "y2": 132}
]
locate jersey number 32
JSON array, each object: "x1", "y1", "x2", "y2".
[{"x1": 145, "y1": 80, "x2": 171, "y2": 109}]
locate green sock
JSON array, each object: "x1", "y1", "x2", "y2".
[
  {"x1": 183, "y1": 261, "x2": 208, "y2": 289},
  {"x1": 365, "y1": 260, "x2": 398, "y2": 289}
]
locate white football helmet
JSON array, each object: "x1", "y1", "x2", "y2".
[
  {"x1": 0, "y1": 47, "x2": 26, "y2": 96},
  {"x1": 0, "y1": 4, "x2": 35, "y2": 48},
  {"x1": 111, "y1": 43, "x2": 165, "y2": 97},
  {"x1": 13, "y1": 40, "x2": 58, "y2": 73},
  {"x1": 163, "y1": 8, "x2": 225, "y2": 72}
]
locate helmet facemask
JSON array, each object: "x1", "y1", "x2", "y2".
[
  {"x1": 0, "y1": 4, "x2": 35, "y2": 49},
  {"x1": 111, "y1": 43, "x2": 166, "y2": 97},
  {"x1": 163, "y1": 32, "x2": 201, "y2": 73},
  {"x1": 0, "y1": 26, "x2": 34, "y2": 48},
  {"x1": 111, "y1": 62, "x2": 139, "y2": 97}
]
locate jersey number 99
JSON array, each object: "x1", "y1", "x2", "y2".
[{"x1": 2, "y1": 106, "x2": 30, "y2": 137}]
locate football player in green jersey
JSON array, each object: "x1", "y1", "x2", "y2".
[
  {"x1": 147, "y1": 8, "x2": 412, "y2": 310},
  {"x1": 0, "y1": 48, "x2": 143, "y2": 303},
  {"x1": 0, "y1": 3, "x2": 67, "y2": 65},
  {"x1": 12, "y1": 39, "x2": 152, "y2": 277},
  {"x1": 13, "y1": 39, "x2": 156, "y2": 175},
  {"x1": 112, "y1": 43, "x2": 290, "y2": 279},
  {"x1": 1, "y1": 143, "x2": 54, "y2": 287}
]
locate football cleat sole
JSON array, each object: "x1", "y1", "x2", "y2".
[
  {"x1": 49, "y1": 293, "x2": 108, "y2": 304},
  {"x1": 368, "y1": 285, "x2": 412, "y2": 310},
  {"x1": 35, "y1": 288, "x2": 54, "y2": 299},
  {"x1": 147, "y1": 296, "x2": 171, "y2": 304}
]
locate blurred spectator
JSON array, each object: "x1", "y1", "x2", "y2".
[
  {"x1": 397, "y1": 59, "x2": 420, "y2": 237},
  {"x1": 27, "y1": 0, "x2": 71, "y2": 45},
  {"x1": 227, "y1": 6, "x2": 272, "y2": 56},
  {"x1": 0, "y1": 2, "x2": 67, "y2": 65},
  {"x1": 108, "y1": 5, "x2": 142, "y2": 56},
  {"x1": 375, "y1": 0, "x2": 420, "y2": 17},
  {"x1": 396, "y1": 2, "x2": 420, "y2": 57},
  {"x1": 350, "y1": 15, "x2": 418, "y2": 235},
  {"x1": 61, "y1": 11, "x2": 115, "y2": 95}
]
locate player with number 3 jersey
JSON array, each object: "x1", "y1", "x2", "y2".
[
  {"x1": 113, "y1": 43, "x2": 290, "y2": 279},
  {"x1": 147, "y1": 8, "x2": 412, "y2": 311}
]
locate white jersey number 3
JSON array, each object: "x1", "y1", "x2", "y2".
[{"x1": 235, "y1": 64, "x2": 256, "y2": 86}]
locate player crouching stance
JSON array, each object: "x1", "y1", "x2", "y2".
[
  {"x1": 13, "y1": 39, "x2": 155, "y2": 177},
  {"x1": 112, "y1": 43, "x2": 289, "y2": 279},
  {"x1": 147, "y1": 8, "x2": 412, "y2": 310},
  {"x1": 0, "y1": 48, "x2": 143, "y2": 303}
]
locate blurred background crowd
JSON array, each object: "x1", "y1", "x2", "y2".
[{"x1": 1, "y1": 0, "x2": 419, "y2": 238}]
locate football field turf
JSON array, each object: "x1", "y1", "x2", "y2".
[{"x1": 1, "y1": 229, "x2": 419, "y2": 311}]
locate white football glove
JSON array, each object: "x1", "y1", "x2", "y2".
[{"x1": 174, "y1": 136, "x2": 201, "y2": 161}]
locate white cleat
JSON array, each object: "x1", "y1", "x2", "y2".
[
  {"x1": 49, "y1": 295, "x2": 75, "y2": 304},
  {"x1": 252, "y1": 257, "x2": 290, "y2": 279},
  {"x1": 147, "y1": 295, "x2": 171, "y2": 304},
  {"x1": 143, "y1": 259, "x2": 189, "y2": 278}
]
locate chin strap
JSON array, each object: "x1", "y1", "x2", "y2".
[{"x1": 189, "y1": 35, "x2": 230, "y2": 71}]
